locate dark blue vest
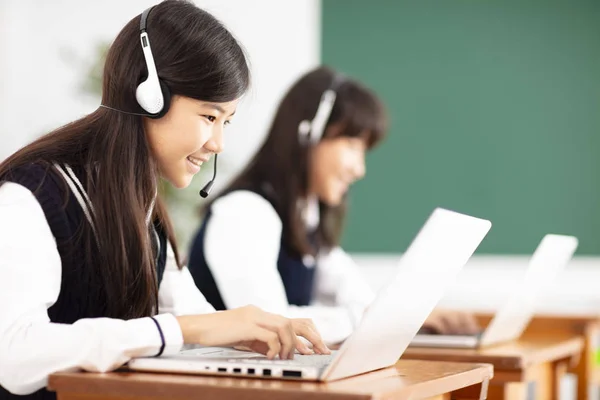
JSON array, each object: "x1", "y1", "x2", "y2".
[
  {"x1": 0, "y1": 163, "x2": 167, "y2": 400},
  {"x1": 187, "y1": 190, "x2": 317, "y2": 310}
]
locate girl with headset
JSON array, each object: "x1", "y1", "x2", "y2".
[
  {"x1": 187, "y1": 66, "x2": 479, "y2": 345},
  {"x1": 0, "y1": 2, "x2": 328, "y2": 398}
]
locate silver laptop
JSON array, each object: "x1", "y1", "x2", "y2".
[
  {"x1": 410, "y1": 234, "x2": 578, "y2": 349},
  {"x1": 128, "y1": 208, "x2": 492, "y2": 381}
]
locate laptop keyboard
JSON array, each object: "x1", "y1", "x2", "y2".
[{"x1": 228, "y1": 354, "x2": 335, "y2": 369}]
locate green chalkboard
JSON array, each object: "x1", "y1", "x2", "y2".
[{"x1": 322, "y1": 0, "x2": 600, "y2": 254}]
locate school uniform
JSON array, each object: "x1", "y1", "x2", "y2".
[
  {"x1": 188, "y1": 185, "x2": 376, "y2": 345},
  {"x1": 0, "y1": 163, "x2": 215, "y2": 399}
]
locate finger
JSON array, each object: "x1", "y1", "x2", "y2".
[
  {"x1": 460, "y1": 313, "x2": 481, "y2": 335},
  {"x1": 436, "y1": 314, "x2": 452, "y2": 334},
  {"x1": 251, "y1": 327, "x2": 281, "y2": 359},
  {"x1": 258, "y1": 314, "x2": 296, "y2": 360},
  {"x1": 274, "y1": 317, "x2": 295, "y2": 360},
  {"x1": 294, "y1": 319, "x2": 322, "y2": 354},
  {"x1": 432, "y1": 310, "x2": 458, "y2": 334},
  {"x1": 293, "y1": 318, "x2": 322, "y2": 354},
  {"x1": 422, "y1": 315, "x2": 444, "y2": 334},
  {"x1": 280, "y1": 320, "x2": 296, "y2": 360},
  {"x1": 443, "y1": 312, "x2": 477, "y2": 335},
  {"x1": 294, "y1": 320, "x2": 331, "y2": 355},
  {"x1": 301, "y1": 319, "x2": 325, "y2": 347},
  {"x1": 295, "y1": 337, "x2": 313, "y2": 355}
]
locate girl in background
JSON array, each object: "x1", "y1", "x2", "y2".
[{"x1": 188, "y1": 66, "x2": 479, "y2": 345}]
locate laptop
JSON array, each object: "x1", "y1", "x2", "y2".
[
  {"x1": 409, "y1": 234, "x2": 578, "y2": 349},
  {"x1": 128, "y1": 207, "x2": 492, "y2": 381}
]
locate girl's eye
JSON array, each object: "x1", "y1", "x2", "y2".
[{"x1": 204, "y1": 115, "x2": 216, "y2": 122}]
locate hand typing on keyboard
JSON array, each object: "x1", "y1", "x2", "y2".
[{"x1": 421, "y1": 309, "x2": 480, "y2": 335}]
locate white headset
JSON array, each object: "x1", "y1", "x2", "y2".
[
  {"x1": 298, "y1": 74, "x2": 345, "y2": 145},
  {"x1": 100, "y1": 6, "x2": 171, "y2": 118},
  {"x1": 135, "y1": 5, "x2": 171, "y2": 117}
]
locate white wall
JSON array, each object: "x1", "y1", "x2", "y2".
[
  {"x1": 0, "y1": 0, "x2": 321, "y2": 186},
  {"x1": 354, "y1": 254, "x2": 600, "y2": 316}
]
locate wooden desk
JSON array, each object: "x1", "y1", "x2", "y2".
[
  {"x1": 48, "y1": 360, "x2": 493, "y2": 400},
  {"x1": 475, "y1": 313, "x2": 600, "y2": 400},
  {"x1": 404, "y1": 335, "x2": 583, "y2": 400}
]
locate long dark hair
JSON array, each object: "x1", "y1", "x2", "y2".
[
  {"x1": 210, "y1": 66, "x2": 386, "y2": 257},
  {"x1": 0, "y1": 0, "x2": 249, "y2": 319}
]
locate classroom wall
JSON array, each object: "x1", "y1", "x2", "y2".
[
  {"x1": 322, "y1": 0, "x2": 600, "y2": 255},
  {"x1": 318, "y1": 0, "x2": 600, "y2": 315},
  {"x1": 3, "y1": 1, "x2": 600, "y2": 270}
]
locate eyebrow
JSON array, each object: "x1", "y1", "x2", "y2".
[{"x1": 204, "y1": 103, "x2": 236, "y2": 117}]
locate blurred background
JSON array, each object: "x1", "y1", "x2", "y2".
[{"x1": 2, "y1": 0, "x2": 600, "y2": 314}]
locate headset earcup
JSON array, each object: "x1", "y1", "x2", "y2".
[{"x1": 147, "y1": 80, "x2": 171, "y2": 119}]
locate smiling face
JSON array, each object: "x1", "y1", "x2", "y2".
[
  {"x1": 309, "y1": 130, "x2": 368, "y2": 206},
  {"x1": 144, "y1": 95, "x2": 239, "y2": 188}
]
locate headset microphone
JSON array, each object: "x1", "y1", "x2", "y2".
[{"x1": 199, "y1": 154, "x2": 218, "y2": 198}]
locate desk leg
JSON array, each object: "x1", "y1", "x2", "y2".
[
  {"x1": 522, "y1": 317, "x2": 596, "y2": 400},
  {"x1": 486, "y1": 381, "x2": 526, "y2": 400},
  {"x1": 450, "y1": 378, "x2": 490, "y2": 400},
  {"x1": 457, "y1": 363, "x2": 553, "y2": 400},
  {"x1": 570, "y1": 323, "x2": 598, "y2": 400},
  {"x1": 553, "y1": 359, "x2": 577, "y2": 400},
  {"x1": 455, "y1": 381, "x2": 528, "y2": 400},
  {"x1": 523, "y1": 362, "x2": 553, "y2": 400}
]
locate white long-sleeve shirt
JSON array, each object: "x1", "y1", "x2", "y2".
[
  {"x1": 0, "y1": 182, "x2": 215, "y2": 395},
  {"x1": 203, "y1": 190, "x2": 376, "y2": 345}
]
